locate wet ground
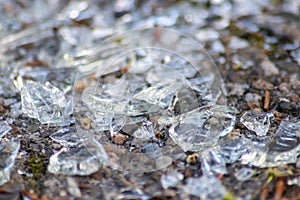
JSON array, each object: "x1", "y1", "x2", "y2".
[{"x1": 0, "y1": 0, "x2": 300, "y2": 199}]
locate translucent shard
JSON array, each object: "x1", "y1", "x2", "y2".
[
  {"x1": 0, "y1": 121, "x2": 11, "y2": 140},
  {"x1": 0, "y1": 139, "x2": 20, "y2": 186},
  {"x1": 161, "y1": 171, "x2": 184, "y2": 189},
  {"x1": 48, "y1": 139, "x2": 108, "y2": 175},
  {"x1": 169, "y1": 105, "x2": 236, "y2": 151},
  {"x1": 50, "y1": 127, "x2": 82, "y2": 147},
  {"x1": 201, "y1": 149, "x2": 227, "y2": 175},
  {"x1": 133, "y1": 120, "x2": 155, "y2": 140},
  {"x1": 183, "y1": 175, "x2": 228, "y2": 199},
  {"x1": 234, "y1": 168, "x2": 255, "y2": 182},
  {"x1": 21, "y1": 81, "x2": 74, "y2": 126},
  {"x1": 240, "y1": 111, "x2": 274, "y2": 136},
  {"x1": 141, "y1": 143, "x2": 162, "y2": 159},
  {"x1": 217, "y1": 138, "x2": 250, "y2": 163},
  {"x1": 241, "y1": 122, "x2": 300, "y2": 167},
  {"x1": 132, "y1": 79, "x2": 181, "y2": 108}
]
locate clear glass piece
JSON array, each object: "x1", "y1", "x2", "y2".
[
  {"x1": 0, "y1": 121, "x2": 11, "y2": 140},
  {"x1": 240, "y1": 111, "x2": 274, "y2": 136},
  {"x1": 21, "y1": 81, "x2": 74, "y2": 126},
  {"x1": 48, "y1": 139, "x2": 108, "y2": 175},
  {"x1": 0, "y1": 139, "x2": 20, "y2": 186},
  {"x1": 169, "y1": 105, "x2": 236, "y2": 151}
]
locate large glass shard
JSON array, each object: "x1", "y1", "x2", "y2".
[
  {"x1": 17, "y1": 68, "x2": 76, "y2": 94},
  {"x1": 132, "y1": 79, "x2": 181, "y2": 108},
  {"x1": 241, "y1": 122, "x2": 300, "y2": 167},
  {"x1": 169, "y1": 105, "x2": 236, "y2": 152},
  {"x1": 48, "y1": 139, "x2": 108, "y2": 175},
  {"x1": 0, "y1": 139, "x2": 20, "y2": 186},
  {"x1": 21, "y1": 81, "x2": 74, "y2": 126},
  {"x1": 82, "y1": 82, "x2": 159, "y2": 117},
  {"x1": 50, "y1": 127, "x2": 83, "y2": 147},
  {"x1": 0, "y1": 121, "x2": 11, "y2": 140},
  {"x1": 183, "y1": 175, "x2": 228, "y2": 199},
  {"x1": 161, "y1": 171, "x2": 184, "y2": 189},
  {"x1": 240, "y1": 111, "x2": 274, "y2": 136}
]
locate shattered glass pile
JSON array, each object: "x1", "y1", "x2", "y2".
[{"x1": 0, "y1": 0, "x2": 300, "y2": 199}]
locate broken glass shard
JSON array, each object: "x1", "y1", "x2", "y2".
[
  {"x1": 0, "y1": 121, "x2": 11, "y2": 140},
  {"x1": 0, "y1": 139, "x2": 20, "y2": 186},
  {"x1": 240, "y1": 111, "x2": 274, "y2": 136},
  {"x1": 133, "y1": 120, "x2": 155, "y2": 140},
  {"x1": 21, "y1": 81, "x2": 74, "y2": 126},
  {"x1": 201, "y1": 148, "x2": 227, "y2": 175},
  {"x1": 169, "y1": 105, "x2": 236, "y2": 151},
  {"x1": 183, "y1": 175, "x2": 228, "y2": 199},
  {"x1": 50, "y1": 127, "x2": 83, "y2": 147},
  {"x1": 141, "y1": 143, "x2": 162, "y2": 159},
  {"x1": 132, "y1": 79, "x2": 181, "y2": 108},
  {"x1": 161, "y1": 171, "x2": 184, "y2": 189},
  {"x1": 217, "y1": 138, "x2": 251, "y2": 163},
  {"x1": 48, "y1": 139, "x2": 108, "y2": 175},
  {"x1": 234, "y1": 167, "x2": 255, "y2": 182},
  {"x1": 241, "y1": 122, "x2": 300, "y2": 167}
]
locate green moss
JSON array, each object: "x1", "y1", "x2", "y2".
[
  {"x1": 27, "y1": 153, "x2": 47, "y2": 179},
  {"x1": 246, "y1": 33, "x2": 265, "y2": 48},
  {"x1": 223, "y1": 193, "x2": 235, "y2": 200}
]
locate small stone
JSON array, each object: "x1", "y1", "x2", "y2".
[
  {"x1": 0, "y1": 98, "x2": 5, "y2": 106},
  {"x1": 79, "y1": 117, "x2": 92, "y2": 130},
  {"x1": 186, "y1": 153, "x2": 199, "y2": 165},
  {"x1": 261, "y1": 59, "x2": 279, "y2": 76},
  {"x1": 277, "y1": 100, "x2": 299, "y2": 115},
  {"x1": 0, "y1": 105, "x2": 5, "y2": 113},
  {"x1": 253, "y1": 79, "x2": 274, "y2": 90},
  {"x1": 67, "y1": 177, "x2": 81, "y2": 198},
  {"x1": 211, "y1": 40, "x2": 225, "y2": 53},
  {"x1": 245, "y1": 93, "x2": 262, "y2": 108},
  {"x1": 112, "y1": 134, "x2": 127, "y2": 145},
  {"x1": 279, "y1": 82, "x2": 290, "y2": 93},
  {"x1": 228, "y1": 36, "x2": 249, "y2": 50},
  {"x1": 289, "y1": 94, "x2": 300, "y2": 103}
]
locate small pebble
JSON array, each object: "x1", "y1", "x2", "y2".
[
  {"x1": 279, "y1": 82, "x2": 290, "y2": 93},
  {"x1": 253, "y1": 79, "x2": 274, "y2": 90},
  {"x1": 0, "y1": 98, "x2": 4, "y2": 105},
  {"x1": 0, "y1": 105, "x2": 5, "y2": 113},
  {"x1": 245, "y1": 93, "x2": 262, "y2": 108},
  {"x1": 186, "y1": 153, "x2": 199, "y2": 165},
  {"x1": 289, "y1": 94, "x2": 300, "y2": 103},
  {"x1": 229, "y1": 36, "x2": 249, "y2": 50},
  {"x1": 112, "y1": 134, "x2": 127, "y2": 145},
  {"x1": 277, "y1": 100, "x2": 299, "y2": 115},
  {"x1": 67, "y1": 177, "x2": 81, "y2": 198},
  {"x1": 79, "y1": 117, "x2": 92, "y2": 130},
  {"x1": 261, "y1": 59, "x2": 279, "y2": 76}
]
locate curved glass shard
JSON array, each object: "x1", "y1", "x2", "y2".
[{"x1": 169, "y1": 105, "x2": 236, "y2": 152}]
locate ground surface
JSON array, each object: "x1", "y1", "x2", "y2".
[{"x1": 0, "y1": 0, "x2": 300, "y2": 199}]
